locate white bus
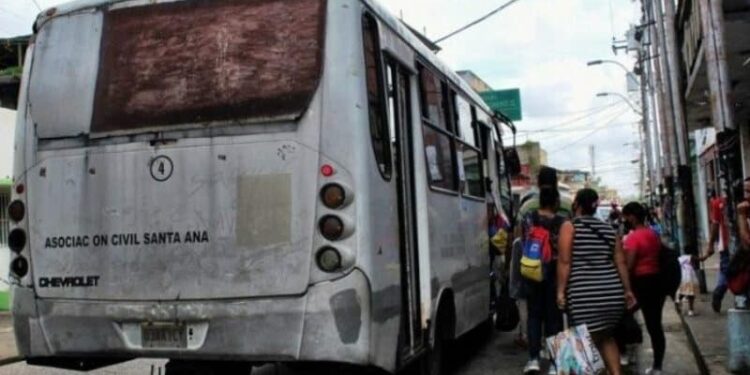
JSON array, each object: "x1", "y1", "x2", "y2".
[{"x1": 8, "y1": 0, "x2": 517, "y2": 373}]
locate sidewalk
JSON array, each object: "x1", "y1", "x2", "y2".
[
  {"x1": 630, "y1": 298, "x2": 702, "y2": 375},
  {"x1": 679, "y1": 264, "x2": 732, "y2": 375},
  {"x1": 0, "y1": 313, "x2": 18, "y2": 365}
]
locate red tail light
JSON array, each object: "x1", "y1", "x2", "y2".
[
  {"x1": 8, "y1": 200, "x2": 25, "y2": 222},
  {"x1": 320, "y1": 184, "x2": 346, "y2": 209},
  {"x1": 319, "y1": 215, "x2": 344, "y2": 240},
  {"x1": 8, "y1": 229, "x2": 26, "y2": 253}
]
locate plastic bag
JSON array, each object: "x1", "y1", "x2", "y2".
[{"x1": 546, "y1": 321, "x2": 605, "y2": 375}]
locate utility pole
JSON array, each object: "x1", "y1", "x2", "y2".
[
  {"x1": 648, "y1": 0, "x2": 678, "y2": 242},
  {"x1": 663, "y1": 0, "x2": 698, "y2": 257},
  {"x1": 638, "y1": 126, "x2": 646, "y2": 199},
  {"x1": 590, "y1": 145, "x2": 596, "y2": 181},
  {"x1": 637, "y1": 49, "x2": 655, "y2": 203}
]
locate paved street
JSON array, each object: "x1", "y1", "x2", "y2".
[
  {"x1": 0, "y1": 300, "x2": 704, "y2": 375},
  {"x1": 0, "y1": 326, "x2": 526, "y2": 375}
]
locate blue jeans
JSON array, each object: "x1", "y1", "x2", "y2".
[
  {"x1": 714, "y1": 250, "x2": 730, "y2": 303},
  {"x1": 526, "y1": 264, "x2": 562, "y2": 359}
]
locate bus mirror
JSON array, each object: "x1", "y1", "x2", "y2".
[{"x1": 504, "y1": 148, "x2": 521, "y2": 177}]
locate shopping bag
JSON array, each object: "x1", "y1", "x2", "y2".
[{"x1": 546, "y1": 318, "x2": 605, "y2": 375}]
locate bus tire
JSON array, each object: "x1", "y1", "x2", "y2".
[
  {"x1": 164, "y1": 360, "x2": 253, "y2": 375},
  {"x1": 422, "y1": 301, "x2": 453, "y2": 375},
  {"x1": 422, "y1": 319, "x2": 446, "y2": 375}
]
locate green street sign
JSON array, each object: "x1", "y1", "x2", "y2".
[{"x1": 480, "y1": 89, "x2": 522, "y2": 121}]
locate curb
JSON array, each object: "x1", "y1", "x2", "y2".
[
  {"x1": 0, "y1": 356, "x2": 22, "y2": 366},
  {"x1": 675, "y1": 302, "x2": 710, "y2": 375}
]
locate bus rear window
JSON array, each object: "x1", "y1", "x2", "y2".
[{"x1": 91, "y1": 0, "x2": 326, "y2": 133}]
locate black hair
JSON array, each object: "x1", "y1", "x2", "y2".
[
  {"x1": 745, "y1": 177, "x2": 750, "y2": 182},
  {"x1": 538, "y1": 166, "x2": 558, "y2": 188},
  {"x1": 574, "y1": 188, "x2": 599, "y2": 216},
  {"x1": 539, "y1": 186, "x2": 560, "y2": 209},
  {"x1": 622, "y1": 201, "x2": 648, "y2": 224}
]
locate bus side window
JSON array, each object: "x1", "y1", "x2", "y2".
[
  {"x1": 418, "y1": 65, "x2": 457, "y2": 191},
  {"x1": 456, "y1": 97, "x2": 483, "y2": 198},
  {"x1": 494, "y1": 124, "x2": 512, "y2": 218},
  {"x1": 362, "y1": 13, "x2": 391, "y2": 180}
]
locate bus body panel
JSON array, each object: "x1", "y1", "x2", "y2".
[
  {"x1": 318, "y1": 2, "x2": 401, "y2": 369},
  {"x1": 28, "y1": 135, "x2": 319, "y2": 300},
  {"x1": 14, "y1": 269, "x2": 370, "y2": 365}
]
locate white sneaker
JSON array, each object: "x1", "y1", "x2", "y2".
[
  {"x1": 646, "y1": 368, "x2": 662, "y2": 375},
  {"x1": 524, "y1": 359, "x2": 541, "y2": 374},
  {"x1": 547, "y1": 365, "x2": 557, "y2": 375},
  {"x1": 688, "y1": 310, "x2": 695, "y2": 317}
]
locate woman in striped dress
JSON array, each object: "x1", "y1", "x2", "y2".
[{"x1": 557, "y1": 188, "x2": 636, "y2": 375}]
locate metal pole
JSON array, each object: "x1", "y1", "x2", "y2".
[
  {"x1": 651, "y1": 0, "x2": 677, "y2": 178},
  {"x1": 639, "y1": 50, "x2": 656, "y2": 202},
  {"x1": 646, "y1": 51, "x2": 664, "y2": 185},
  {"x1": 638, "y1": 125, "x2": 646, "y2": 199},
  {"x1": 664, "y1": 0, "x2": 698, "y2": 256},
  {"x1": 662, "y1": 0, "x2": 689, "y2": 164},
  {"x1": 652, "y1": 0, "x2": 682, "y2": 245}
]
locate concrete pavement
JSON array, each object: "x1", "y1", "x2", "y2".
[
  {"x1": 680, "y1": 264, "x2": 733, "y2": 375},
  {"x1": 0, "y1": 313, "x2": 18, "y2": 366}
]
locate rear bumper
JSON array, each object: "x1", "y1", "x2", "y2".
[{"x1": 12, "y1": 270, "x2": 371, "y2": 366}]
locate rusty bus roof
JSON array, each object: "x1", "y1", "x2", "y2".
[{"x1": 34, "y1": 0, "x2": 494, "y2": 117}]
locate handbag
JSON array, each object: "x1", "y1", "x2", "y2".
[
  {"x1": 494, "y1": 283, "x2": 520, "y2": 332},
  {"x1": 546, "y1": 315, "x2": 605, "y2": 375}
]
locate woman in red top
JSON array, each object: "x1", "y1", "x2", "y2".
[{"x1": 622, "y1": 202, "x2": 665, "y2": 375}]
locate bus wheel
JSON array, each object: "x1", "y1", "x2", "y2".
[
  {"x1": 422, "y1": 319, "x2": 447, "y2": 375},
  {"x1": 164, "y1": 360, "x2": 253, "y2": 375}
]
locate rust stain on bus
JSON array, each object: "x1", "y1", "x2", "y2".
[{"x1": 92, "y1": 0, "x2": 326, "y2": 133}]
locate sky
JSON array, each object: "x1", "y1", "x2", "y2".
[{"x1": 1, "y1": 0, "x2": 643, "y2": 197}]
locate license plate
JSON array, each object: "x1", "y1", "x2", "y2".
[{"x1": 141, "y1": 323, "x2": 187, "y2": 349}]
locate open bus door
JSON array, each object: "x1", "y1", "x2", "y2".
[{"x1": 384, "y1": 58, "x2": 423, "y2": 363}]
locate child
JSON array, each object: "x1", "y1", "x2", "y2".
[{"x1": 678, "y1": 255, "x2": 700, "y2": 316}]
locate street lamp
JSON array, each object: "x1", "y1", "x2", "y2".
[
  {"x1": 587, "y1": 59, "x2": 640, "y2": 87},
  {"x1": 596, "y1": 92, "x2": 643, "y2": 115}
]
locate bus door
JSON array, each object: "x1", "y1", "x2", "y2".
[{"x1": 385, "y1": 58, "x2": 423, "y2": 359}]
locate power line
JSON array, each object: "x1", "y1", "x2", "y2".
[
  {"x1": 515, "y1": 102, "x2": 626, "y2": 134},
  {"x1": 548, "y1": 107, "x2": 630, "y2": 154},
  {"x1": 29, "y1": 0, "x2": 42, "y2": 11},
  {"x1": 502, "y1": 102, "x2": 628, "y2": 141},
  {"x1": 434, "y1": 0, "x2": 522, "y2": 44},
  {"x1": 510, "y1": 104, "x2": 631, "y2": 143}
]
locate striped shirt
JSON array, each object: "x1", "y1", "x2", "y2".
[{"x1": 567, "y1": 216, "x2": 625, "y2": 333}]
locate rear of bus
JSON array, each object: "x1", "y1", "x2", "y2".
[{"x1": 8, "y1": 0, "x2": 382, "y2": 371}]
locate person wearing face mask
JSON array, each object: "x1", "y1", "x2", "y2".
[{"x1": 621, "y1": 202, "x2": 665, "y2": 375}]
